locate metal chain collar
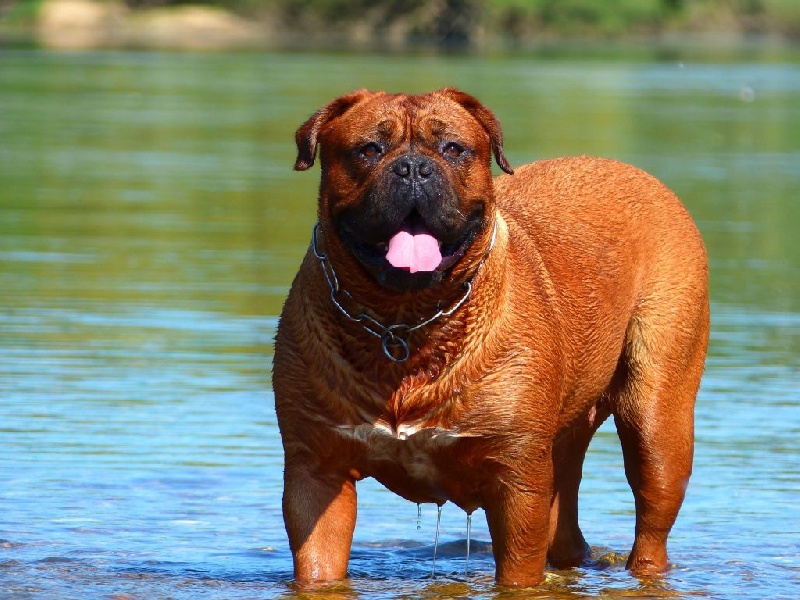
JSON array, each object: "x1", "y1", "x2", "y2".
[{"x1": 311, "y1": 219, "x2": 497, "y2": 363}]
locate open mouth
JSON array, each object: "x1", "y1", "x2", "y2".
[{"x1": 342, "y1": 212, "x2": 476, "y2": 276}]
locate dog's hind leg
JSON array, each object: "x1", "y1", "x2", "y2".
[
  {"x1": 547, "y1": 400, "x2": 611, "y2": 568},
  {"x1": 611, "y1": 293, "x2": 710, "y2": 576}
]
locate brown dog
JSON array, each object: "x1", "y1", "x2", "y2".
[{"x1": 273, "y1": 88, "x2": 709, "y2": 587}]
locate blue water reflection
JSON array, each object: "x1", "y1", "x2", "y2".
[{"x1": 1, "y1": 50, "x2": 798, "y2": 599}]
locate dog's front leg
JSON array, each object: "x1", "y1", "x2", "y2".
[
  {"x1": 483, "y1": 468, "x2": 553, "y2": 587},
  {"x1": 283, "y1": 460, "x2": 357, "y2": 585}
]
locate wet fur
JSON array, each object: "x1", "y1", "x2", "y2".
[{"x1": 274, "y1": 89, "x2": 709, "y2": 587}]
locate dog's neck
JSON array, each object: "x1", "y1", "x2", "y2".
[{"x1": 311, "y1": 217, "x2": 500, "y2": 363}]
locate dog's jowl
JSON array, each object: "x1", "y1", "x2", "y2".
[{"x1": 273, "y1": 88, "x2": 709, "y2": 587}]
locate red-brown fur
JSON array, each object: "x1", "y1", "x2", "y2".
[{"x1": 273, "y1": 89, "x2": 709, "y2": 587}]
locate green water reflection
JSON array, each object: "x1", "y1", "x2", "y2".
[{"x1": 2, "y1": 53, "x2": 797, "y2": 319}]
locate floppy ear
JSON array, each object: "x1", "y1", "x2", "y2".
[
  {"x1": 294, "y1": 89, "x2": 376, "y2": 171},
  {"x1": 435, "y1": 87, "x2": 514, "y2": 175}
]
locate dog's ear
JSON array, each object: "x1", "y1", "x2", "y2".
[
  {"x1": 294, "y1": 89, "x2": 375, "y2": 171},
  {"x1": 435, "y1": 88, "x2": 514, "y2": 175}
]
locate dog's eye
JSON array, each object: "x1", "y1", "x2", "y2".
[
  {"x1": 359, "y1": 142, "x2": 383, "y2": 159},
  {"x1": 442, "y1": 142, "x2": 465, "y2": 158}
]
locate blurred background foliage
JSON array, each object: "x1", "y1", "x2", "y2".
[{"x1": 2, "y1": 0, "x2": 800, "y2": 48}]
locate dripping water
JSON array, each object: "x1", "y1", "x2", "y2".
[
  {"x1": 465, "y1": 512, "x2": 472, "y2": 581},
  {"x1": 431, "y1": 504, "x2": 442, "y2": 578},
  {"x1": 416, "y1": 503, "x2": 422, "y2": 531}
]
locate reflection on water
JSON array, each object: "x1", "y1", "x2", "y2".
[{"x1": 1, "y1": 51, "x2": 798, "y2": 599}]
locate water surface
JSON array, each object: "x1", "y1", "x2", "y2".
[{"x1": 1, "y1": 50, "x2": 798, "y2": 599}]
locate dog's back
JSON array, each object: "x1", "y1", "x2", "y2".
[{"x1": 494, "y1": 156, "x2": 708, "y2": 395}]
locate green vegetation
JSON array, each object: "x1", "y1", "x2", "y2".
[
  {"x1": 2, "y1": 0, "x2": 800, "y2": 48},
  {"x1": 1, "y1": 0, "x2": 46, "y2": 26},
  {"x1": 206, "y1": 0, "x2": 800, "y2": 43}
]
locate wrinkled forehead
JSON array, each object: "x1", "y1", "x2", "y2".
[{"x1": 324, "y1": 93, "x2": 486, "y2": 146}]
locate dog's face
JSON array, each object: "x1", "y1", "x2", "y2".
[{"x1": 295, "y1": 88, "x2": 512, "y2": 290}]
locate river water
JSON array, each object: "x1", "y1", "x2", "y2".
[{"x1": 1, "y1": 50, "x2": 798, "y2": 599}]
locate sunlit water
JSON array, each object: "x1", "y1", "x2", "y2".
[{"x1": 1, "y1": 50, "x2": 798, "y2": 599}]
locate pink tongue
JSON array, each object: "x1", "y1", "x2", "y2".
[{"x1": 386, "y1": 230, "x2": 443, "y2": 273}]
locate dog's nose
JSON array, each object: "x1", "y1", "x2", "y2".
[{"x1": 392, "y1": 154, "x2": 433, "y2": 182}]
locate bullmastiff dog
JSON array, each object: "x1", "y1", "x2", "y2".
[{"x1": 273, "y1": 88, "x2": 709, "y2": 587}]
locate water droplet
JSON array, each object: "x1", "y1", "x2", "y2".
[{"x1": 416, "y1": 503, "x2": 422, "y2": 530}]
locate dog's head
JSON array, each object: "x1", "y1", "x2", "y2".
[{"x1": 295, "y1": 88, "x2": 512, "y2": 291}]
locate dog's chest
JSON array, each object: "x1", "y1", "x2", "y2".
[{"x1": 338, "y1": 421, "x2": 482, "y2": 511}]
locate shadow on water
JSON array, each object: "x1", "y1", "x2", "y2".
[{"x1": 1, "y1": 50, "x2": 799, "y2": 599}]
